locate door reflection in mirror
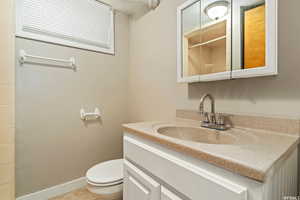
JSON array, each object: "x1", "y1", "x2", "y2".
[{"x1": 232, "y1": 0, "x2": 266, "y2": 70}]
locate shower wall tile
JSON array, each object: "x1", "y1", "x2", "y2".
[
  {"x1": 0, "y1": 0, "x2": 15, "y2": 199},
  {"x1": 0, "y1": 164, "x2": 13, "y2": 185},
  {"x1": 0, "y1": 106, "x2": 15, "y2": 127},
  {"x1": 0, "y1": 145, "x2": 13, "y2": 164},
  {"x1": 0, "y1": 67, "x2": 14, "y2": 85},
  {"x1": 0, "y1": 127, "x2": 14, "y2": 144},
  {"x1": 0, "y1": 86, "x2": 14, "y2": 106},
  {"x1": 0, "y1": 183, "x2": 13, "y2": 200}
]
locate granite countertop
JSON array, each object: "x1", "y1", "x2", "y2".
[{"x1": 123, "y1": 119, "x2": 299, "y2": 182}]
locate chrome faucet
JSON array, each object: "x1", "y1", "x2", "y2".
[{"x1": 199, "y1": 94, "x2": 227, "y2": 131}]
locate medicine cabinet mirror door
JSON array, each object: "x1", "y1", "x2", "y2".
[
  {"x1": 231, "y1": 0, "x2": 277, "y2": 79},
  {"x1": 177, "y1": 0, "x2": 232, "y2": 83}
]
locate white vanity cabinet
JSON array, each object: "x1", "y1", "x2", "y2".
[
  {"x1": 123, "y1": 133, "x2": 298, "y2": 200},
  {"x1": 123, "y1": 134, "x2": 249, "y2": 200},
  {"x1": 123, "y1": 160, "x2": 160, "y2": 200}
]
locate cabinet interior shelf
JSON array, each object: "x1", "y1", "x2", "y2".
[
  {"x1": 189, "y1": 35, "x2": 226, "y2": 49},
  {"x1": 184, "y1": 18, "x2": 227, "y2": 38},
  {"x1": 182, "y1": 18, "x2": 229, "y2": 77}
]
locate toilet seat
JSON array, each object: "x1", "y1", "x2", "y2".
[
  {"x1": 87, "y1": 179, "x2": 123, "y2": 187},
  {"x1": 86, "y1": 159, "x2": 123, "y2": 186}
]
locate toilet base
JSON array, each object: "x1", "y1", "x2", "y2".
[{"x1": 87, "y1": 182, "x2": 123, "y2": 200}]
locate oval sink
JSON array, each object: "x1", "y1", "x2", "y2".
[{"x1": 156, "y1": 126, "x2": 237, "y2": 145}]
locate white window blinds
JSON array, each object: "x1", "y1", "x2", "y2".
[{"x1": 16, "y1": 0, "x2": 115, "y2": 54}]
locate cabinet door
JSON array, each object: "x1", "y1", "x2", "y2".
[
  {"x1": 231, "y1": 0, "x2": 278, "y2": 79},
  {"x1": 161, "y1": 187, "x2": 184, "y2": 200},
  {"x1": 124, "y1": 160, "x2": 160, "y2": 200},
  {"x1": 177, "y1": 0, "x2": 232, "y2": 83}
]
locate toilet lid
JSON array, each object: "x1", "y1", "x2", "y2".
[{"x1": 86, "y1": 159, "x2": 123, "y2": 184}]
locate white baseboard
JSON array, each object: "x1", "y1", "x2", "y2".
[{"x1": 16, "y1": 177, "x2": 86, "y2": 200}]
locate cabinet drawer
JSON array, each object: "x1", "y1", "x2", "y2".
[
  {"x1": 161, "y1": 187, "x2": 184, "y2": 200},
  {"x1": 124, "y1": 159, "x2": 160, "y2": 200},
  {"x1": 124, "y1": 134, "x2": 247, "y2": 200}
]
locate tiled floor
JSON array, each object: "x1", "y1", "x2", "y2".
[{"x1": 50, "y1": 188, "x2": 102, "y2": 200}]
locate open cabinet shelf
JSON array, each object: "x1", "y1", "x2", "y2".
[
  {"x1": 189, "y1": 35, "x2": 226, "y2": 49},
  {"x1": 182, "y1": 18, "x2": 231, "y2": 77},
  {"x1": 184, "y1": 19, "x2": 227, "y2": 40}
]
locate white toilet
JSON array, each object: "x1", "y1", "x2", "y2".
[{"x1": 86, "y1": 159, "x2": 124, "y2": 200}]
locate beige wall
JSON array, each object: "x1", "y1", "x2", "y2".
[
  {"x1": 128, "y1": 0, "x2": 300, "y2": 122},
  {"x1": 15, "y1": 13, "x2": 129, "y2": 197},
  {"x1": 0, "y1": 0, "x2": 15, "y2": 200}
]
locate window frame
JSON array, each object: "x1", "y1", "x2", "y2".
[{"x1": 15, "y1": 0, "x2": 115, "y2": 55}]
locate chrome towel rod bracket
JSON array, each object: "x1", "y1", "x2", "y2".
[{"x1": 19, "y1": 50, "x2": 77, "y2": 71}]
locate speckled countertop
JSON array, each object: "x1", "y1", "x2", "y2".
[{"x1": 123, "y1": 119, "x2": 299, "y2": 182}]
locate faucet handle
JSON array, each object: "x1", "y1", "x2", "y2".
[
  {"x1": 209, "y1": 113, "x2": 216, "y2": 124},
  {"x1": 216, "y1": 114, "x2": 225, "y2": 125}
]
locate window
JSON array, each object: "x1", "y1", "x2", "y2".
[{"x1": 16, "y1": 0, "x2": 115, "y2": 54}]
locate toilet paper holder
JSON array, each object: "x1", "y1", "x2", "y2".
[{"x1": 80, "y1": 108, "x2": 101, "y2": 121}]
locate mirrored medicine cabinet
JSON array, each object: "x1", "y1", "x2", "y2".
[{"x1": 177, "y1": 0, "x2": 278, "y2": 83}]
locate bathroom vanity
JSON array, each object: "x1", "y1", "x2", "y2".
[{"x1": 122, "y1": 111, "x2": 299, "y2": 200}]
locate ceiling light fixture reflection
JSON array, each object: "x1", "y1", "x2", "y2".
[{"x1": 204, "y1": 1, "x2": 230, "y2": 20}]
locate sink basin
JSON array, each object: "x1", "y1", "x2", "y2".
[{"x1": 156, "y1": 126, "x2": 237, "y2": 145}]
